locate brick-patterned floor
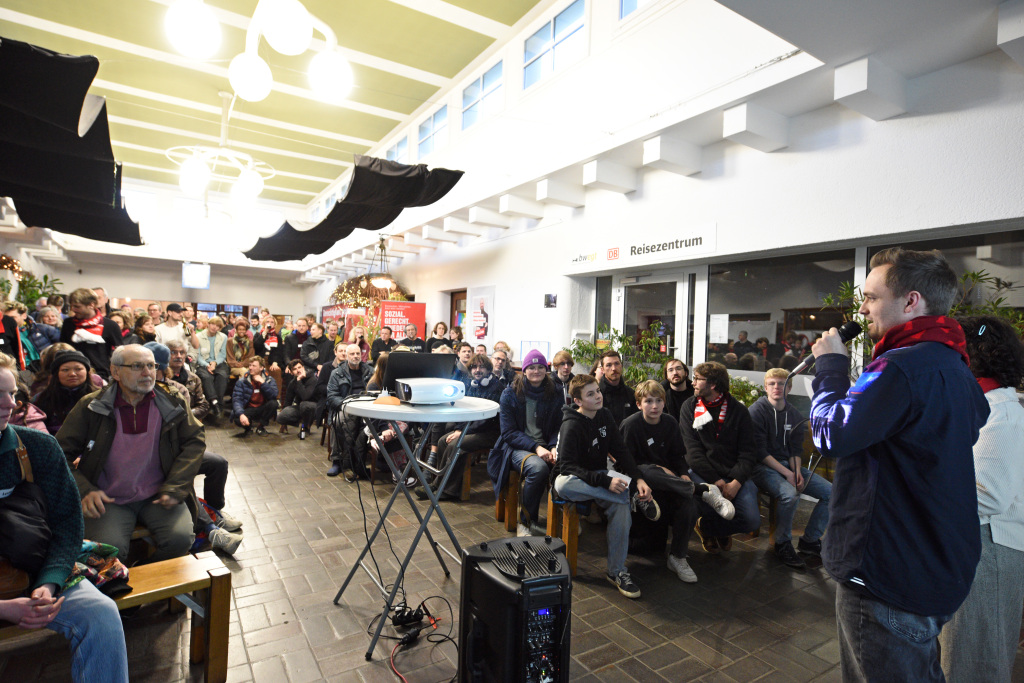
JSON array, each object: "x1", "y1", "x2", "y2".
[{"x1": 3, "y1": 420, "x2": 1022, "y2": 682}]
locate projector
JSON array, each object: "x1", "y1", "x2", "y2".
[{"x1": 395, "y1": 378, "x2": 465, "y2": 404}]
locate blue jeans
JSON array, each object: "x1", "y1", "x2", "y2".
[
  {"x1": 750, "y1": 462, "x2": 832, "y2": 544},
  {"x1": 47, "y1": 579, "x2": 129, "y2": 683},
  {"x1": 554, "y1": 473, "x2": 631, "y2": 575},
  {"x1": 688, "y1": 470, "x2": 760, "y2": 536},
  {"x1": 836, "y1": 582, "x2": 949, "y2": 682},
  {"x1": 510, "y1": 449, "x2": 550, "y2": 526}
]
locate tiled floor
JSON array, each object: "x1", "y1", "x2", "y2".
[{"x1": 3, "y1": 420, "x2": 1023, "y2": 682}]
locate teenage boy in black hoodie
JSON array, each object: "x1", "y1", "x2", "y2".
[
  {"x1": 621, "y1": 380, "x2": 734, "y2": 584},
  {"x1": 552, "y1": 374, "x2": 659, "y2": 599}
]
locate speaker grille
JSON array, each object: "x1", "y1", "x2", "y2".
[{"x1": 491, "y1": 538, "x2": 563, "y2": 579}]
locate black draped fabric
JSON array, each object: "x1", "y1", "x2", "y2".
[
  {"x1": 0, "y1": 37, "x2": 141, "y2": 246},
  {"x1": 243, "y1": 155, "x2": 464, "y2": 262}
]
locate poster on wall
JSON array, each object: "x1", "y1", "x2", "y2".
[
  {"x1": 466, "y1": 285, "x2": 495, "y2": 346},
  {"x1": 320, "y1": 304, "x2": 346, "y2": 322},
  {"x1": 379, "y1": 301, "x2": 426, "y2": 339}
]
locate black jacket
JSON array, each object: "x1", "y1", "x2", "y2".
[
  {"x1": 283, "y1": 330, "x2": 308, "y2": 362},
  {"x1": 282, "y1": 371, "x2": 318, "y2": 407},
  {"x1": 660, "y1": 379, "x2": 694, "y2": 425},
  {"x1": 553, "y1": 405, "x2": 639, "y2": 489},
  {"x1": 599, "y1": 377, "x2": 638, "y2": 426},
  {"x1": 59, "y1": 317, "x2": 123, "y2": 379},
  {"x1": 397, "y1": 336, "x2": 425, "y2": 353},
  {"x1": 551, "y1": 372, "x2": 574, "y2": 406},
  {"x1": 621, "y1": 411, "x2": 687, "y2": 475},
  {"x1": 680, "y1": 394, "x2": 757, "y2": 484},
  {"x1": 370, "y1": 337, "x2": 398, "y2": 362},
  {"x1": 300, "y1": 335, "x2": 333, "y2": 371}
]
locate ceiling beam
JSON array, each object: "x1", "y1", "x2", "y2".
[
  {"x1": 723, "y1": 102, "x2": 789, "y2": 153},
  {"x1": 536, "y1": 178, "x2": 585, "y2": 207},
  {"x1": 468, "y1": 207, "x2": 511, "y2": 228},
  {"x1": 643, "y1": 136, "x2": 702, "y2": 176},
  {"x1": 834, "y1": 57, "x2": 907, "y2": 121},
  {"x1": 499, "y1": 194, "x2": 545, "y2": 219},
  {"x1": 443, "y1": 216, "x2": 486, "y2": 236},
  {"x1": 583, "y1": 159, "x2": 637, "y2": 194}
]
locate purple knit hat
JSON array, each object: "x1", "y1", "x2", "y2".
[{"x1": 521, "y1": 349, "x2": 548, "y2": 370}]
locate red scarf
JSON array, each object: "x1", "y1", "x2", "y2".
[
  {"x1": 693, "y1": 393, "x2": 727, "y2": 437},
  {"x1": 871, "y1": 315, "x2": 968, "y2": 364},
  {"x1": 976, "y1": 377, "x2": 1001, "y2": 394},
  {"x1": 73, "y1": 312, "x2": 105, "y2": 337}
]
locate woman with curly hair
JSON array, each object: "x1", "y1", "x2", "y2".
[{"x1": 939, "y1": 315, "x2": 1024, "y2": 682}]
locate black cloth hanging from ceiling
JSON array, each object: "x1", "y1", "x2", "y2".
[
  {"x1": 0, "y1": 37, "x2": 142, "y2": 246},
  {"x1": 243, "y1": 155, "x2": 464, "y2": 261}
]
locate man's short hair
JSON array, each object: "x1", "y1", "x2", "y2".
[
  {"x1": 68, "y1": 287, "x2": 98, "y2": 306},
  {"x1": 310, "y1": 322, "x2": 324, "y2": 333},
  {"x1": 551, "y1": 349, "x2": 573, "y2": 367},
  {"x1": 207, "y1": 315, "x2": 224, "y2": 327},
  {"x1": 756, "y1": 336, "x2": 770, "y2": 345},
  {"x1": 467, "y1": 354, "x2": 492, "y2": 372},
  {"x1": 869, "y1": 247, "x2": 959, "y2": 316},
  {"x1": 111, "y1": 344, "x2": 151, "y2": 368},
  {"x1": 600, "y1": 349, "x2": 622, "y2": 365},
  {"x1": 166, "y1": 339, "x2": 187, "y2": 352},
  {"x1": 457, "y1": 341, "x2": 473, "y2": 352},
  {"x1": 492, "y1": 349, "x2": 508, "y2": 359},
  {"x1": 661, "y1": 357, "x2": 685, "y2": 379},
  {"x1": 634, "y1": 379, "x2": 666, "y2": 402},
  {"x1": 568, "y1": 373, "x2": 598, "y2": 400},
  {"x1": 47, "y1": 295, "x2": 64, "y2": 307},
  {"x1": 287, "y1": 358, "x2": 304, "y2": 372},
  {"x1": 764, "y1": 367, "x2": 788, "y2": 382},
  {"x1": 248, "y1": 356, "x2": 266, "y2": 368},
  {"x1": 0, "y1": 352, "x2": 16, "y2": 376},
  {"x1": 380, "y1": 325, "x2": 392, "y2": 334},
  {"x1": 694, "y1": 361, "x2": 729, "y2": 394}
]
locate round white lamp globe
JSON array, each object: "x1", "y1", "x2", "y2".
[
  {"x1": 166, "y1": 0, "x2": 221, "y2": 60},
  {"x1": 229, "y1": 52, "x2": 273, "y2": 102},
  {"x1": 309, "y1": 49, "x2": 353, "y2": 104}
]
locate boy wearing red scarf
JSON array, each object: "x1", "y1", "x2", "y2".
[
  {"x1": 680, "y1": 361, "x2": 761, "y2": 553},
  {"x1": 58, "y1": 288, "x2": 122, "y2": 381},
  {"x1": 810, "y1": 247, "x2": 990, "y2": 683}
]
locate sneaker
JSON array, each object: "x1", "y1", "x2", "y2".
[
  {"x1": 327, "y1": 461, "x2": 343, "y2": 477},
  {"x1": 232, "y1": 428, "x2": 251, "y2": 439},
  {"x1": 667, "y1": 554, "x2": 698, "y2": 583},
  {"x1": 631, "y1": 493, "x2": 661, "y2": 521},
  {"x1": 718, "y1": 536, "x2": 733, "y2": 552},
  {"x1": 606, "y1": 570, "x2": 641, "y2": 599},
  {"x1": 215, "y1": 510, "x2": 243, "y2": 532},
  {"x1": 278, "y1": 424, "x2": 288, "y2": 434},
  {"x1": 694, "y1": 518, "x2": 720, "y2": 554},
  {"x1": 208, "y1": 527, "x2": 243, "y2": 555},
  {"x1": 516, "y1": 522, "x2": 546, "y2": 537},
  {"x1": 774, "y1": 541, "x2": 806, "y2": 569},
  {"x1": 702, "y1": 486, "x2": 736, "y2": 520},
  {"x1": 797, "y1": 537, "x2": 822, "y2": 557},
  {"x1": 255, "y1": 425, "x2": 267, "y2": 436}
]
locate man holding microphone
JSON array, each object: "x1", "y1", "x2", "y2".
[{"x1": 809, "y1": 247, "x2": 989, "y2": 682}]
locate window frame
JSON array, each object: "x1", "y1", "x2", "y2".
[{"x1": 523, "y1": 0, "x2": 586, "y2": 90}]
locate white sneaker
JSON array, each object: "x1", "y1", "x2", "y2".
[
  {"x1": 208, "y1": 527, "x2": 243, "y2": 555},
  {"x1": 667, "y1": 554, "x2": 698, "y2": 583},
  {"x1": 702, "y1": 486, "x2": 735, "y2": 520},
  {"x1": 215, "y1": 510, "x2": 242, "y2": 532},
  {"x1": 516, "y1": 522, "x2": 545, "y2": 537}
]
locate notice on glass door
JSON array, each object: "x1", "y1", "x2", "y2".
[{"x1": 708, "y1": 314, "x2": 730, "y2": 344}]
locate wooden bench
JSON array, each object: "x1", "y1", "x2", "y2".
[
  {"x1": 546, "y1": 495, "x2": 589, "y2": 576},
  {"x1": 0, "y1": 551, "x2": 231, "y2": 683},
  {"x1": 458, "y1": 449, "x2": 489, "y2": 502},
  {"x1": 494, "y1": 469, "x2": 519, "y2": 533}
]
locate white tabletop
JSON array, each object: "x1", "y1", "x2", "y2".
[{"x1": 342, "y1": 395, "x2": 499, "y2": 423}]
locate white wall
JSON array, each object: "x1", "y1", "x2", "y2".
[
  {"x1": 311, "y1": 49, "x2": 1024, "y2": 357},
  {"x1": 52, "y1": 263, "x2": 308, "y2": 318}
]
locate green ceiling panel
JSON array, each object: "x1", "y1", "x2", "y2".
[
  {"x1": 303, "y1": 0, "x2": 494, "y2": 78},
  {"x1": 444, "y1": 0, "x2": 546, "y2": 26}
]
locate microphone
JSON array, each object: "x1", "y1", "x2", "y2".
[{"x1": 787, "y1": 321, "x2": 862, "y2": 378}]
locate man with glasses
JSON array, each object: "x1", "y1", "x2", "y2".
[
  {"x1": 397, "y1": 323, "x2": 425, "y2": 353},
  {"x1": 598, "y1": 350, "x2": 638, "y2": 426},
  {"x1": 680, "y1": 361, "x2": 761, "y2": 555},
  {"x1": 491, "y1": 349, "x2": 515, "y2": 387},
  {"x1": 550, "y1": 350, "x2": 575, "y2": 405},
  {"x1": 56, "y1": 344, "x2": 206, "y2": 562}
]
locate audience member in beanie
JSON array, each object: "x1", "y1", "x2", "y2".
[
  {"x1": 33, "y1": 351, "x2": 96, "y2": 435},
  {"x1": 487, "y1": 349, "x2": 563, "y2": 536}
]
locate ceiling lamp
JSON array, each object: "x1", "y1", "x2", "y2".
[
  {"x1": 165, "y1": 0, "x2": 221, "y2": 60},
  {"x1": 364, "y1": 237, "x2": 397, "y2": 291},
  {"x1": 167, "y1": 93, "x2": 275, "y2": 201},
  {"x1": 228, "y1": 0, "x2": 353, "y2": 104}
]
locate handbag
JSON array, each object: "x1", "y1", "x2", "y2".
[{"x1": 0, "y1": 433, "x2": 52, "y2": 595}]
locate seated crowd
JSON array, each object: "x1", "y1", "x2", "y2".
[{"x1": 1, "y1": 284, "x2": 1017, "y2": 683}]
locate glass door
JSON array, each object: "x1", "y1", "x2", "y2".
[{"x1": 620, "y1": 266, "x2": 707, "y2": 368}]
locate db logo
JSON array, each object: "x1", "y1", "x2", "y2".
[{"x1": 608, "y1": 248, "x2": 619, "y2": 260}]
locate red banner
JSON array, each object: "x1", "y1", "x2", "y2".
[
  {"x1": 379, "y1": 300, "x2": 426, "y2": 338},
  {"x1": 320, "y1": 304, "x2": 346, "y2": 322}
]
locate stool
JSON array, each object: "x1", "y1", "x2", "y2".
[
  {"x1": 546, "y1": 495, "x2": 589, "y2": 576},
  {"x1": 495, "y1": 469, "x2": 519, "y2": 533},
  {"x1": 459, "y1": 449, "x2": 489, "y2": 502}
]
